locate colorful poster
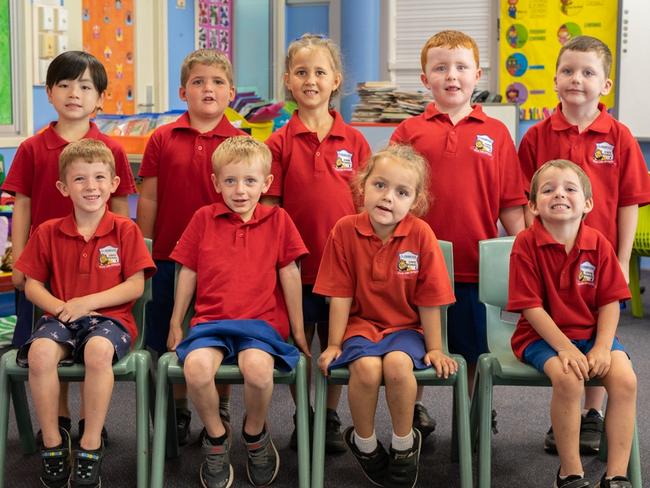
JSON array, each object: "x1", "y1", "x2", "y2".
[
  {"x1": 499, "y1": 0, "x2": 618, "y2": 120},
  {"x1": 82, "y1": 0, "x2": 135, "y2": 115},
  {"x1": 196, "y1": 0, "x2": 233, "y2": 59},
  {"x1": 0, "y1": 0, "x2": 12, "y2": 125}
]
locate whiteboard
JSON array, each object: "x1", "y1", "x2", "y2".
[{"x1": 616, "y1": 0, "x2": 650, "y2": 140}]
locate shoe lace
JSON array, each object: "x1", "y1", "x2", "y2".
[
  {"x1": 248, "y1": 442, "x2": 272, "y2": 467},
  {"x1": 204, "y1": 444, "x2": 227, "y2": 472}
]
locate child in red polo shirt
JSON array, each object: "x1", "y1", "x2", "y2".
[
  {"x1": 518, "y1": 36, "x2": 650, "y2": 454},
  {"x1": 14, "y1": 139, "x2": 155, "y2": 488},
  {"x1": 315, "y1": 145, "x2": 457, "y2": 488},
  {"x1": 167, "y1": 137, "x2": 309, "y2": 488},
  {"x1": 2, "y1": 50, "x2": 136, "y2": 444},
  {"x1": 507, "y1": 160, "x2": 635, "y2": 488},
  {"x1": 263, "y1": 33, "x2": 372, "y2": 451},
  {"x1": 391, "y1": 30, "x2": 526, "y2": 393},
  {"x1": 137, "y1": 49, "x2": 246, "y2": 444}
]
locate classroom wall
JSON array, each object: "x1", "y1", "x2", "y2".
[{"x1": 285, "y1": 4, "x2": 329, "y2": 47}]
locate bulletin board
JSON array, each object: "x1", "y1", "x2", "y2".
[
  {"x1": 500, "y1": 0, "x2": 618, "y2": 120},
  {"x1": 0, "y1": 0, "x2": 12, "y2": 125},
  {"x1": 196, "y1": 0, "x2": 233, "y2": 59},
  {"x1": 82, "y1": 0, "x2": 135, "y2": 115}
]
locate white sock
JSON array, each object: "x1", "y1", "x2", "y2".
[
  {"x1": 354, "y1": 430, "x2": 378, "y2": 454},
  {"x1": 391, "y1": 430, "x2": 414, "y2": 451},
  {"x1": 582, "y1": 408, "x2": 603, "y2": 416}
]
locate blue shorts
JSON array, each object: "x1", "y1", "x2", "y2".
[
  {"x1": 16, "y1": 315, "x2": 132, "y2": 368},
  {"x1": 446, "y1": 282, "x2": 487, "y2": 364},
  {"x1": 145, "y1": 259, "x2": 175, "y2": 355},
  {"x1": 329, "y1": 329, "x2": 428, "y2": 371},
  {"x1": 175, "y1": 319, "x2": 299, "y2": 372},
  {"x1": 523, "y1": 336, "x2": 627, "y2": 373},
  {"x1": 303, "y1": 285, "x2": 329, "y2": 325}
]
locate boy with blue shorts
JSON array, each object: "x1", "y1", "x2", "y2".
[
  {"x1": 14, "y1": 139, "x2": 155, "y2": 488},
  {"x1": 167, "y1": 137, "x2": 310, "y2": 488},
  {"x1": 508, "y1": 160, "x2": 636, "y2": 488}
]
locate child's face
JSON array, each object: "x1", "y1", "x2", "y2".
[
  {"x1": 555, "y1": 50, "x2": 612, "y2": 109},
  {"x1": 284, "y1": 47, "x2": 341, "y2": 111},
  {"x1": 420, "y1": 46, "x2": 481, "y2": 113},
  {"x1": 363, "y1": 157, "x2": 419, "y2": 239},
  {"x1": 529, "y1": 166, "x2": 593, "y2": 225},
  {"x1": 212, "y1": 158, "x2": 273, "y2": 222},
  {"x1": 180, "y1": 63, "x2": 235, "y2": 123},
  {"x1": 46, "y1": 68, "x2": 103, "y2": 123},
  {"x1": 56, "y1": 160, "x2": 119, "y2": 217}
]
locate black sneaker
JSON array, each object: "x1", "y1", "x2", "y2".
[
  {"x1": 544, "y1": 426, "x2": 557, "y2": 453},
  {"x1": 39, "y1": 427, "x2": 72, "y2": 488},
  {"x1": 325, "y1": 409, "x2": 346, "y2": 453},
  {"x1": 200, "y1": 432, "x2": 233, "y2": 488},
  {"x1": 289, "y1": 407, "x2": 314, "y2": 451},
  {"x1": 580, "y1": 409, "x2": 604, "y2": 454},
  {"x1": 176, "y1": 406, "x2": 192, "y2": 446},
  {"x1": 554, "y1": 469, "x2": 591, "y2": 488},
  {"x1": 78, "y1": 419, "x2": 109, "y2": 447},
  {"x1": 343, "y1": 426, "x2": 389, "y2": 487},
  {"x1": 595, "y1": 474, "x2": 632, "y2": 488},
  {"x1": 387, "y1": 428, "x2": 422, "y2": 488},
  {"x1": 413, "y1": 404, "x2": 436, "y2": 439},
  {"x1": 244, "y1": 428, "x2": 280, "y2": 487},
  {"x1": 69, "y1": 442, "x2": 104, "y2": 488}
]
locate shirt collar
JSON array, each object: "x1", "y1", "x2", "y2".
[
  {"x1": 354, "y1": 211, "x2": 415, "y2": 239},
  {"x1": 171, "y1": 112, "x2": 243, "y2": 137},
  {"x1": 532, "y1": 217, "x2": 597, "y2": 251},
  {"x1": 43, "y1": 122, "x2": 101, "y2": 150},
  {"x1": 423, "y1": 102, "x2": 487, "y2": 123},
  {"x1": 211, "y1": 201, "x2": 276, "y2": 225},
  {"x1": 59, "y1": 208, "x2": 116, "y2": 238},
  {"x1": 287, "y1": 110, "x2": 346, "y2": 138},
  {"x1": 549, "y1": 103, "x2": 611, "y2": 134}
]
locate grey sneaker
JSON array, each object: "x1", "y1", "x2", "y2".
[
  {"x1": 579, "y1": 409, "x2": 604, "y2": 454},
  {"x1": 595, "y1": 474, "x2": 632, "y2": 488},
  {"x1": 200, "y1": 432, "x2": 233, "y2": 488},
  {"x1": 244, "y1": 429, "x2": 280, "y2": 487},
  {"x1": 413, "y1": 404, "x2": 436, "y2": 439},
  {"x1": 387, "y1": 428, "x2": 422, "y2": 488},
  {"x1": 554, "y1": 468, "x2": 591, "y2": 488},
  {"x1": 69, "y1": 441, "x2": 104, "y2": 488},
  {"x1": 39, "y1": 427, "x2": 71, "y2": 488}
]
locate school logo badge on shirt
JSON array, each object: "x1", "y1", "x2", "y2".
[
  {"x1": 592, "y1": 142, "x2": 614, "y2": 164},
  {"x1": 396, "y1": 251, "x2": 419, "y2": 275},
  {"x1": 577, "y1": 261, "x2": 596, "y2": 285},
  {"x1": 473, "y1": 135, "x2": 494, "y2": 156},
  {"x1": 334, "y1": 149, "x2": 353, "y2": 171},
  {"x1": 98, "y1": 246, "x2": 120, "y2": 268}
]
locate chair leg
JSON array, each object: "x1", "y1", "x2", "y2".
[
  {"x1": 11, "y1": 381, "x2": 36, "y2": 453},
  {"x1": 310, "y1": 369, "x2": 328, "y2": 488},
  {"x1": 477, "y1": 357, "x2": 495, "y2": 488},
  {"x1": 628, "y1": 420, "x2": 642, "y2": 488},
  {"x1": 294, "y1": 355, "x2": 310, "y2": 488},
  {"x1": 629, "y1": 254, "x2": 643, "y2": 318},
  {"x1": 135, "y1": 352, "x2": 150, "y2": 488},
  {"x1": 150, "y1": 354, "x2": 172, "y2": 488},
  {"x1": 454, "y1": 358, "x2": 473, "y2": 488},
  {"x1": 469, "y1": 362, "x2": 482, "y2": 450},
  {"x1": 0, "y1": 359, "x2": 11, "y2": 488}
]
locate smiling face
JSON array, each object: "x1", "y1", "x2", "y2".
[
  {"x1": 180, "y1": 62, "x2": 235, "y2": 123},
  {"x1": 56, "y1": 159, "x2": 119, "y2": 218},
  {"x1": 555, "y1": 49, "x2": 612, "y2": 109},
  {"x1": 46, "y1": 68, "x2": 103, "y2": 122},
  {"x1": 284, "y1": 46, "x2": 341, "y2": 111},
  {"x1": 529, "y1": 165, "x2": 593, "y2": 225}
]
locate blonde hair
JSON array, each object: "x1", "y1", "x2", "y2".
[
  {"x1": 420, "y1": 30, "x2": 480, "y2": 72},
  {"x1": 59, "y1": 139, "x2": 115, "y2": 181},
  {"x1": 529, "y1": 159, "x2": 592, "y2": 203},
  {"x1": 355, "y1": 145, "x2": 430, "y2": 217},
  {"x1": 284, "y1": 33, "x2": 343, "y2": 100},
  {"x1": 556, "y1": 35, "x2": 612, "y2": 77},
  {"x1": 211, "y1": 136, "x2": 272, "y2": 175},
  {"x1": 180, "y1": 49, "x2": 233, "y2": 87}
]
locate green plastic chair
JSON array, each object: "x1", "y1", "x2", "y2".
[
  {"x1": 0, "y1": 238, "x2": 153, "y2": 488},
  {"x1": 149, "y1": 302, "x2": 310, "y2": 488},
  {"x1": 473, "y1": 236, "x2": 642, "y2": 488},
  {"x1": 629, "y1": 201, "x2": 650, "y2": 318},
  {"x1": 311, "y1": 240, "x2": 473, "y2": 488}
]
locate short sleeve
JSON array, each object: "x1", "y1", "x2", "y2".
[
  {"x1": 111, "y1": 144, "x2": 137, "y2": 196},
  {"x1": 517, "y1": 129, "x2": 538, "y2": 192},
  {"x1": 276, "y1": 209, "x2": 308, "y2": 268},
  {"x1": 169, "y1": 208, "x2": 207, "y2": 271},
  {"x1": 617, "y1": 126, "x2": 650, "y2": 207},
  {"x1": 595, "y1": 239, "x2": 632, "y2": 306},
  {"x1": 265, "y1": 131, "x2": 285, "y2": 197},
  {"x1": 2, "y1": 140, "x2": 36, "y2": 196},
  {"x1": 313, "y1": 223, "x2": 354, "y2": 298},
  {"x1": 506, "y1": 237, "x2": 544, "y2": 312},
  {"x1": 413, "y1": 227, "x2": 455, "y2": 306},
  {"x1": 390, "y1": 121, "x2": 409, "y2": 145},
  {"x1": 119, "y1": 223, "x2": 157, "y2": 279},
  {"x1": 14, "y1": 224, "x2": 52, "y2": 283},
  {"x1": 498, "y1": 131, "x2": 528, "y2": 209},
  {"x1": 138, "y1": 129, "x2": 163, "y2": 178}
]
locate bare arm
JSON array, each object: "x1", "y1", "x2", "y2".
[
  {"x1": 616, "y1": 204, "x2": 638, "y2": 283},
  {"x1": 317, "y1": 296, "x2": 352, "y2": 375},
  {"x1": 136, "y1": 177, "x2": 158, "y2": 239},
  {"x1": 24, "y1": 277, "x2": 65, "y2": 316},
  {"x1": 260, "y1": 195, "x2": 280, "y2": 207},
  {"x1": 11, "y1": 193, "x2": 31, "y2": 290},
  {"x1": 167, "y1": 265, "x2": 197, "y2": 351},
  {"x1": 499, "y1": 206, "x2": 526, "y2": 235},
  {"x1": 419, "y1": 305, "x2": 457, "y2": 378},
  {"x1": 109, "y1": 195, "x2": 130, "y2": 217},
  {"x1": 278, "y1": 262, "x2": 310, "y2": 356}
]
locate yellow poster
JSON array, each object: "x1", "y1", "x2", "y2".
[{"x1": 499, "y1": 0, "x2": 618, "y2": 120}]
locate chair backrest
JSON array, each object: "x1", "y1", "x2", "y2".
[
  {"x1": 633, "y1": 198, "x2": 650, "y2": 255},
  {"x1": 132, "y1": 238, "x2": 153, "y2": 350},
  {"x1": 478, "y1": 236, "x2": 516, "y2": 356},
  {"x1": 438, "y1": 240, "x2": 453, "y2": 353}
]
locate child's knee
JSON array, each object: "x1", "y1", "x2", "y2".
[
  {"x1": 241, "y1": 354, "x2": 274, "y2": 391},
  {"x1": 83, "y1": 337, "x2": 115, "y2": 370},
  {"x1": 550, "y1": 371, "x2": 584, "y2": 398},
  {"x1": 382, "y1": 352, "x2": 414, "y2": 384},
  {"x1": 605, "y1": 360, "x2": 637, "y2": 398},
  {"x1": 349, "y1": 358, "x2": 382, "y2": 388},
  {"x1": 183, "y1": 351, "x2": 217, "y2": 388},
  {"x1": 27, "y1": 339, "x2": 62, "y2": 373}
]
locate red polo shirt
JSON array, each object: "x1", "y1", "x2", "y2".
[
  {"x1": 518, "y1": 103, "x2": 650, "y2": 251},
  {"x1": 2, "y1": 122, "x2": 137, "y2": 230},
  {"x1": 391, "y1": 103, "x2": 527, "y2": 283},
  {"x1": 14, "y1": 211, "x2": 156, "y2": 340},
  {"x1": 507, "y1": 219, "x2": 631, "y2": 360},
  {"x1": 266, "y1": 110, "x2": 371, "y2": 284},
  {"x1": 313, "y1": 212, "x2": 455, "y2": 343},
  {"x1": 170, "y1": 202, "x2": 308, "y2": 339},
  {"x1": 138, "y1": 112, "x2": 247, "y2": 260}
]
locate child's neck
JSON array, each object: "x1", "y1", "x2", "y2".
[
  {"x1": 74, "y1": 205, "x2": 107, "y2": 242},
  {"x1": 54, "y1": 118, "x2": 92, "y2": 143},
  {"x1": 560, "y1": 102, "x2": 601, "y2": 133},
  {"x1": 188, "y1": 112, "x2": 224, "y2": 134},
  {"x1": 297, "y1": 105, "x2": 333, "y2": 142},
  {"x1": 540, "y1": 218, "x2": 581, "y2": 254},
  {"x1": 436, "y1": 102, "x2": 473, "y2": 126}
]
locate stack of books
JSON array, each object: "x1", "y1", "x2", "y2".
[{"x1": 352, "y1": 82, "x2": 433, "y2": 123}]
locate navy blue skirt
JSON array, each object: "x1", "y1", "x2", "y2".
[
  {"x1": 329, "y1": 329, "x2": 428, "y2": 371},
  {"x1": 175, "y1": 319, "x2": 299, "y2": 372}
]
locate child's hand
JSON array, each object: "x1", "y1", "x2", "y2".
[
  {"x1": 56, "y1": 297, "x2": 95, "y2": 323},
  {"x1": 424, "y1": 349, "x2": 458, "y2": 379},
  {"x1": 167, "y1": 324, "x2": 183, "y2": 351},
  {"x1": 317, "y1": 345, "x2": 342, "y2": 376},
  {"x1": 586, "y1": 345, "x2": 612, "y2": 378},
  {"x1": 557, "y1": 347, "x2": 590, "y2": 380},
  {"x1": 291, "y1": 330, "x2": 312, "y2": 359}
]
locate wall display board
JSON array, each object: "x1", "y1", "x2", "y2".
[
  {"x1": 82, "y1": 0, "x2": 135, "y2": 115},
  {"x1": 0, "y1": 0, "x2": 11, "y2": 125},
  {"x1": 196, "y1": 0, "x2": 233, "y2": 59},
  {"x1": 499, "y1": 0, "x2": 618, "y2": 120}
]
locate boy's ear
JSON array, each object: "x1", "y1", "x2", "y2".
[
  {"x1": 228, "y1": 85, "x2": 236, "y2": 103},
  {"x1": 420, "y1": 73, "x2": 431, "y2": 91},
  {"x1": 96, "y1": 92, "x2": 105, "y2": 113},
  {"x1": 527, "y1": 199, "x2": 539, "y2": 216},
  {"x1": 46, "y1": 86, "x2": 53, "y2": 103},
  {"x1": 110, "y1": 175, "x2": 120, "y2": 193},
  {"x1": 262, "y1": 173, "x2": 274, "y2": 193},
  {"x1": 600, "y1": 78, "x2": 613, "y2": 96},
  {"x1": 55, "y1": 180, "x2": 69, "y2": 198},
  {"x1": 179, "y1": 86, "x2": 187, "y2": 102},
  {"x1": 583, "y1": 196, "x2": 594, "y2": 215},
  {"x1": 211, "y1": 173, "x2": 221, "y2": 193}
]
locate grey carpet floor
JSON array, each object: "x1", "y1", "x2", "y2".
[{"x1": 3, "y1": 271, "x2": 649, "y2": 487}]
